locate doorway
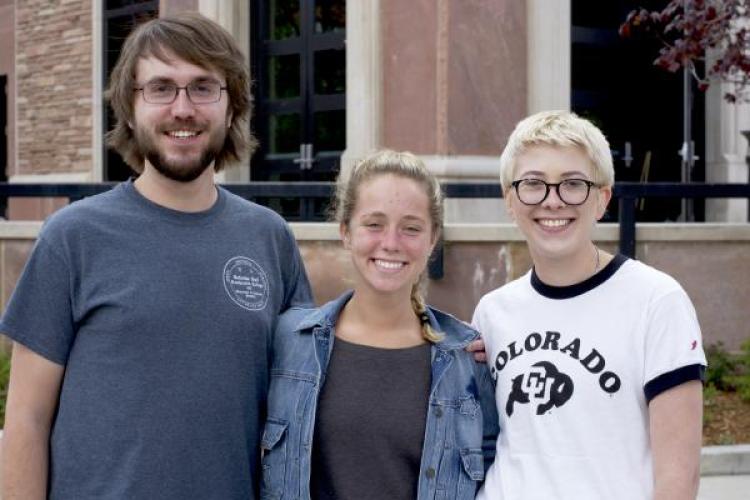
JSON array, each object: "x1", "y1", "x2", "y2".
[
  {"x1": 571, "y1": 0, "x2": 705, "y2": 221},
  {"x1": 251, "y1": 0, "x2": 346, "y2": 220}
]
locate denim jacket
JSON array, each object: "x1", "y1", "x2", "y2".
[{"x1": 260, "y1": 291, "x2": 499, "y2": 500}]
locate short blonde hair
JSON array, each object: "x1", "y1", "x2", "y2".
[{"x1": 499, "y1": 110, "x2": 614, "y2": 191}]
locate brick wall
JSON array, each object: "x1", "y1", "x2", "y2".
[
  {"x1": 15, "y1": 0, "x2": 92, "y2": 175},
  {"x1": 159, "y1": 0, "x2": 198, "y2": 15}
]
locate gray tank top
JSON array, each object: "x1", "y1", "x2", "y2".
[{"x1": 311, "y1": 336, "x2": 432, "y2": 500}]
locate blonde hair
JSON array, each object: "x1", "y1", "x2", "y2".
[
  {"x1": 499, "y1": 110, "x2": 614, "y2": 191},
  {"x1": 105, "y1": 12, "x2": 256, "y2": 173},
  {"x1": 334, "y1": 150, "x2": 443, "y2": 343}
]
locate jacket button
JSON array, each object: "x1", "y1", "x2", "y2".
[
  {"x1": 425, "y1": 467, "x2": 436, "y2": 479},
  {"x1": 434, "y1": 407, "x2": 443, "y2": 417}
]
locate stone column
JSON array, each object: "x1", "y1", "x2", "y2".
[
  {"x1": 11, "y1": 0, "x2": 94, "y2": 219},
  {"x1": 339, "y1": 0, "x2": 383, "y2": 175},
  {"x1": 159, "y1": 0, "x2": 198, "y2": 16},
  {"x1": 527, "y1": 0, "x2": 570, "y2": 113},
  {"x1": 380, "y1": 0, "x2": 526, "y2": 222},
  {"x1": 705, "y1": 75, "x2": 750, "y2": 222},
  {"x1": 15, "y1": 0, "x2": 94, "y2": 178},
  {"x1": 197, "y1": 0, "x2": 250, "y2": 182}
]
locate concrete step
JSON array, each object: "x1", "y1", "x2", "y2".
[{"x1": 700, "y1": 444, "x2": 750, "y2": 476}]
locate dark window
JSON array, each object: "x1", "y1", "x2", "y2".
[
  {"x1": 251, "y1": 0, "x2": 346, "y2": 221},
  {"x1": 571, "y1": 0, "x2": 705, "y2": 222},
  {"x1": 103, "y1": 0, "x2": 159, "y2": 181},
  {"x1": 1, "y1": 75, "x2": 7, "y2": 216}
]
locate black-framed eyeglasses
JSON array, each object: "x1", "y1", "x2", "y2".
[
  {"x1": 134, "y1": 80, "x2": 228, "y2": 105},
  {"x1": 510, "y1": 178, "x2": 600, "y2": 206}
]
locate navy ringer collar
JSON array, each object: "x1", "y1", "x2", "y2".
[{"x1": 531, "y1": 253, "x2": 629, "y2": 300}]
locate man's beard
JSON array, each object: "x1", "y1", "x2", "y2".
[{"x1": 134, "y1": 120, "x2": 226, "y2": 183}]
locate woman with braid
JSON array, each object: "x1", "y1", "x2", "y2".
[{"x1": 260, "y1": 150, "x2": 498, "y2": 499}]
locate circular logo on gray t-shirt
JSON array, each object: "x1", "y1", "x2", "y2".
[{"x1": 223, "y1": 256, "x2": 269, "y2": 311}]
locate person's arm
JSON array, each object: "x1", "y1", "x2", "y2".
[
  {"x1": 1, "y1": 342, "x2": 65, "y2": 500},
  {"x1": 466, "y1": 337, "x2": 487, "y2": 363},
  {"x1": 469, "y1": 299, "x2": 499, "y2": 468},
  {"x1": 649, "y1": 380, "x2": 703, "y2": 500},
  {"x1": 282, "y1": 224, "x2": 315, "y2": 310},
  {"x1": 475, "y1": 360, "x2": 499, "y2": 470}
]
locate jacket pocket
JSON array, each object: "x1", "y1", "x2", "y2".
[
  {"x1": 260, "y1": 418, "x2": 289, "y2": 500},
  {"x1": 455, "y1": 448, "x2": 485, "y2": 498},
  {"x1": 459, "y1": 448, "x2": 484, "y2": 481},
  {"x1": 434, "y1": 448, "x2": 485, "y2": 500}
]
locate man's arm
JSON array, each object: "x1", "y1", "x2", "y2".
[
  {"x1": 2, "y1": 342, "x2": 65, "y2": 500},
  {"x1": 466, "y1": 337, "x2": 487, "y2": 363},
  {"x1": 649, "y1": 380, "x2": 703, "y2": 500}
]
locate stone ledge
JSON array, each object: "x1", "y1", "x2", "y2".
[
  {"x1": 701, "y1": 444, "x2": 750, "y2": 476},
  {"x1": 1, "y1": 221, "x2": 749, "y2": 243},
  {"x1": 288, "y1": 222, "x2": 750, "y2": 242},
  {"x1": 0, "y1": 221, "x2": 44, "y2": 239}
]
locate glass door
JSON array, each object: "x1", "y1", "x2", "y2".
[
  {"x1": 251, "y1": 0, "x2": 346, "y2": 220},
  {"x1": 571, "y1": 0, "x2": 705, "y2": 221}
]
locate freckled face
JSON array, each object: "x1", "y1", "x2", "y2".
[
  {"x1": 342, "y1": 174, "x2": 436, "y2": 298},
  {"x1": 505, "y1": 145, "x2": 611, "y2": 263}
]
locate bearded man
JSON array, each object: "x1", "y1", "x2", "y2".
[{"x1": 0, "y1": 13, "x2": 312, "y2": 499}]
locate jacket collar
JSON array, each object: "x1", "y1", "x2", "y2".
[
  {"x1": 292, "y1": 290, "x2": 478, "y2": 350},
  {"x1": 292, "y1": 290, "x2": 352, "y2": 332}
]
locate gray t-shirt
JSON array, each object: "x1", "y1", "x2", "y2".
[
  {"x1": 311, "y1": 337, "x2": 432, "y2": 500},
  {"x1": 0, "y1": 181, "x2": 313, "y2": 499}
]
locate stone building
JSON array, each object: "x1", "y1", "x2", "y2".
[
  {"x1": 0, "y1": 0, "x2": 747, "y2": 221},
  {"x1": 0, "y1": 1, "x2": 748, "y2": 349}
]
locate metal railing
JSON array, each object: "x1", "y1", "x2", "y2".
[
  {"x1": 1, "y1": 181, "x2": 749, "y2": 278},
  {"x1": 614, "y1": 183, "x2": 750, "y2": 257}
]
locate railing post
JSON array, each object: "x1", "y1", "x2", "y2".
[
  {"x1": 428, "y1": 237, "x2": 444, "y2": 280},
  {"x1": 619, "y1": 196, "x2": 637, "y2": 258},
  {"x1": 743, "y1": 130, "x2": 750, "y2": 222}
]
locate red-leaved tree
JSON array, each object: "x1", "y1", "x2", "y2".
[{"x1": 620, "y1": 0, "x2": 750, "y2": 102}]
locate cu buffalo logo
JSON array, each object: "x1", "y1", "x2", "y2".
[{"x1": 506, "y1": 361, "x2": 573, "y2": 416}]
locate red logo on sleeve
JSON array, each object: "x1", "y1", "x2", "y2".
[{"x1": 691, "y1": 340, "x2": 697, "y2": 350}]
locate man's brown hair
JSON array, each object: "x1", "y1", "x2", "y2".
[{"x1": 105, "y1": 12, "x2": 256, "y2": 173}]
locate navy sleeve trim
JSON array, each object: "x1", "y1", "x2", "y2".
[{"x1": 644, "y1": 364, "x2": 706, "y2": 403}]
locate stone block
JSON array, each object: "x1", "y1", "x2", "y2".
[
  {"x1": 701, "y1": 445, "x2": 750, "y2": 476},
  {"x1": 1, "y1": 239, "x2": 35, "y2": 309}
]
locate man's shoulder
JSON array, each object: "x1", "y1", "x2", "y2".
[
  {"x1": 40, "y1": 185, "x2": 128, "y2": 239},
  {"x1": 220, "y1": 188, "x2": 290, "y2": 229},
  {"x1": 221, "y1": 187, "x2": 279, "y2": 217}
]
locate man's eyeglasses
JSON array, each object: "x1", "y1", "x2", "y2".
[
  {"x1": 134, "y1": 80, "x2": 227, "y2": 105},
  {"x1": 510, "y1": 178, "x2": 600, "y2": 206}
]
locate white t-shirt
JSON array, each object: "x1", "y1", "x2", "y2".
[{"x1": 473, "y1": 255, "x2": 706, "y2": 500}]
